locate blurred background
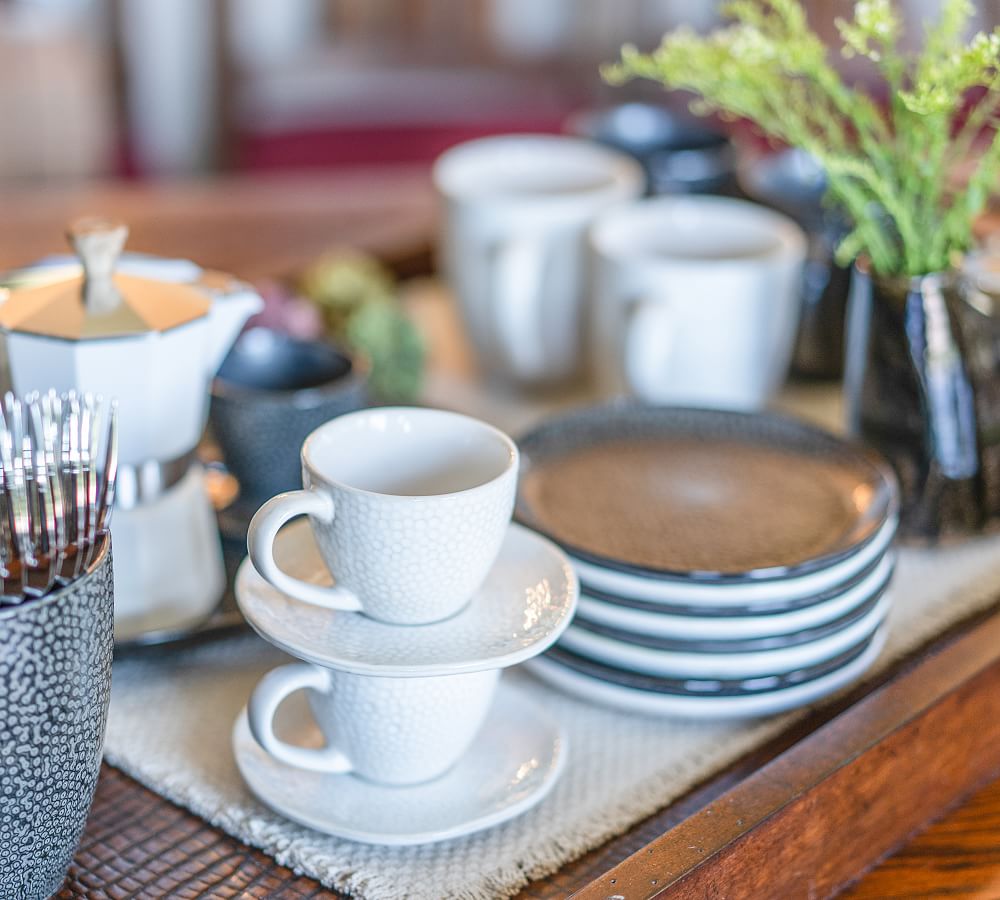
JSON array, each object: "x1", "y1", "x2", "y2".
[{"x1": 2, "y1": 0, "x2": 995, "y2": 182}]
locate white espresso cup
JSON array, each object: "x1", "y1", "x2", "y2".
[
  {"x1": 247, "y1": 407, "x2": 518, "y2": 624},
  {"x1": 589, "y1": 196, "x2": 807, "y2": 410},
  {"x1": 434, "y1": 134, "x2": 644, "y2": 386},
  {"x1": 248, "y1": 662, "x2": 499, "y2": 784}
]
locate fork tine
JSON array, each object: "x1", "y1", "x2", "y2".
[
  {"x1": 0, "y1": 456, "x2": 10, "y2": 587},
  {"x1": 28, "y1": 398, "x2": 59, "y2": 593},
  {"x1": 80, "y1": 395, "x2": 102, "y2": 571},
  {"x1": 0, "y1": 391, "x2": 119, "y2": 602},
  {"x1": 39, "y1": 392, "x2": 70, "y2": 587},
  {"x1": 99, "y1": 401, "x2": 118, "y2": 531}
]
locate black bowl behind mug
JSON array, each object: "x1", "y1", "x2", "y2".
[
  {"x1": 210, "y1": 327, "x2": 369, "y2": 504},
  {"x1": 0, "y1": 535, "x2": 114, "y2": 899},
  {"x1": 738, "y1": 148, "x2": 851, "y2": 380},
  {"x1": 567, "y1": 102, "x2": 737, "y2": 196}
]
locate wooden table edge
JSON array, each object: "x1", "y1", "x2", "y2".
[
  {"x1": 78, "y1": 597, "x2": 1000, "y2": 898},
  {"x1": 563, "y1": 597, "x2": 1000, "y2": 900}
]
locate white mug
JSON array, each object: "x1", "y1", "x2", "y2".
[
  {"x1": 247, "y1": 407, "x2": 518, "y2": 624},
  {"x1": 433, "y1": 134, "x2": 644, "y2": 386},
  {"x1": 248, "y1": 662, "x2": 499, "y2": 784},
  {"x1": 589, "y1": 196, "x2": 807, "y2": 410}
]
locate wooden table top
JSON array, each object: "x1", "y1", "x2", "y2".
[
  {"x1": 11, "y1": 169, "x2": 998, "y2": 898},
  {"x1": 0, "y1": 167, "x2": 437, "y2": 280},
  {"x1": 846, "y1": 778, "x2": 1000, "y2": 899},
  {"x1": 57, "y1": 760, "x2": 1000, "y2": 898}
]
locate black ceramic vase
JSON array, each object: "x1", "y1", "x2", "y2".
[
  {"x1": 0, "y1": 538, "x2": 114, "y2": 899},
  {"x1": 844, "y1": 263, "x2": 1000, "y2": 540}
]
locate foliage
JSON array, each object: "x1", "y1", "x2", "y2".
[
  {"x1": 604, "y1": 0, "x2": 1000, "y2": 276},
  {"x1": 300, "y1": 251, "x2": 425, "y2": 402}
]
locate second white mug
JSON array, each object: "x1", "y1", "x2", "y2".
[
  {"x1": 434, "y1": 134, "x2": 644, "y2": 386},
  {"x1": 589, "y1": 196, "x2": 807, "y2": 410},
  {"x1": 247, "y1": 407, "x2": 518, "y2": 625}
]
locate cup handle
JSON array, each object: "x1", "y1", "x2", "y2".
[
  {"x1": 247, "y1": 490, "x2": 363, "y2": 611},
  {"x1": 491, "y1": 237, "x2": 548, "y2": 381},
  {"x1": 248, "y1": 663, "x2": 353, "y2": 773},
  {"x1": 623, "y1": 294, "x2": 676, "y2": 400}
]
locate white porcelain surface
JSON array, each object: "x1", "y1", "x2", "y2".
[
  {"x1": 248, "y1": 662, "x2": 499, "y2": 784},
  {"x1": 247, "y1": 407, "x2": 518, "y2": 624},
  {"x1": 576, "y1": 552, "x2": 895, "y2": 641},
  {"x1": 234, "y1": 679, "x2": 566, "y2": 844},
  {"x1": 3, "y1": 256, "x2": 261, "y2": 465},
  {"x1": 572, "y1": 517, "x2": 896, "y2": 608},
  {"x1": 112, "y1": 464, "x2": 224, "y2": 642},
  {"x1": 4, "y1": 255, "x2": 261, "y2": 639},
  {"x1": 527, "y1": 627, "x2": 887, "y2": 719},
  {"x1": 589, "y1": 196, "x2": 807, "y2": 410},
  {"x1": 434, "y1": 134, "x2": 643, "y2": 385},
  {"x1": 560, "y1": 591, "x2": 890, "y2": 679},
  {"x1": 237, "y1": 520, "x2": 578, "y2": 676}
]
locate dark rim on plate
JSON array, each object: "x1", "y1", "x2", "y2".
[
  {"x1": 574, "y1": 579, "x2": 890, "y2": 654},
  {"x1": 544, "y1": 627, "x2": 880, "y2": 698},
  {"x1": 515, "y1": 403, "x2": 900, "y2": 584},
  {"x1": 578, "y1": 547, "x2": 893, "y2": 618}
]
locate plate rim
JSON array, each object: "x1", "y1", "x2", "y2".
[
  {"x1": 516, "y1": 404, "x2": 900, "y2": 584},
  {"x1": 558, "y1": 590, "x2": 890, "y2": 680},
  {"x1": 567, "y1": 516, "x2": 897, "y2": 607},
  {"x1": 525, "y1": 625, "x2": 888, "y2": 718},
  {"x1": 573, "y1": 577, "x2": 890, "y2": 654}
]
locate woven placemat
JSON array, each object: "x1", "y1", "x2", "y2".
[{"x1": 103, "y1": 531, "x2": 1000, "y2": 900}]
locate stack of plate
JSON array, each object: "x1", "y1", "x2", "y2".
[{"x1": 516, "y1": 405, "x2": 899, "y2": 719}]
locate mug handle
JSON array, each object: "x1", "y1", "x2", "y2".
[
  {"x1": 623, "y1": 294, "x2": 676, "y2": 400},
  {"x1": 247, "y1": 491, "x2": 363, "y2": 611},
  {"x1": 248, "y1": 663, "x2": 353, "y2": 773},
  {"x1": 491, "y1": 237, "x2": 548, "y2": 381}
]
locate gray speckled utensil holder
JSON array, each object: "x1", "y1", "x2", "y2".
[{"x1": 0, "y1": 538, "x2": 114, "y2": 900}]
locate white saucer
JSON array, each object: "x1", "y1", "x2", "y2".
[
  {"x1": 526, "y1": 626, "x2": 887, "y2": 719},
  {"x1": 559, "y1": 591, "x2": 890, "y2": 680},
  {"x1": 233, "y1": 678, "x2": 567, "y2": 845},
  {"x1": 235, "y1": 520, "x2": 578, "y2": 676}
]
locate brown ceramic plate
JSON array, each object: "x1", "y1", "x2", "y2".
[{"x1": 515, "y1": 405, "x2": 898, "y2": 583}]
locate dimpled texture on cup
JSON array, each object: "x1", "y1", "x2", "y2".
[
  {"x1": 311, "y1": 465, "x2": 517, "y2": 624},
  {"x1": 310, "y1": 669, "x2": 499, "y2": 785},
  {"x1": 0, "y1": 546, "x2": 114, "y2": 900}
]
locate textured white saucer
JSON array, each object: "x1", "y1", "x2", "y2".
[
  {"x1": 526, "y1": 626, "x2": 887, "y2": 719},
  {"x1": 236, "y1": 520, "x2": 578, "y2": 676},
  {"x1": 233, "y1": 678, "x2": 566, "y2": 846}
]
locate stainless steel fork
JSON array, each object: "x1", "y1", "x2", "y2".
[{"x1": 0, "y1": 391, "x2": 118, "y2": 604}]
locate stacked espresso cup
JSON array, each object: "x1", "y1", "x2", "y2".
[{"x1": 233, "y1": 407, "x2": 578, "y2": 845}]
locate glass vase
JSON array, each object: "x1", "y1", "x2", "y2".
[{"x1": 844, "y1": 262, "x2": 1000, "y2": 540}]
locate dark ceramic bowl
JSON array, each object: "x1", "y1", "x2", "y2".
[
  {"x1": 0, "y1": 535, "x2": 114, "y2": 900},
  {"x1": 567, "y1": 102, "x2": 736, "y2": 195},
  {"x1": 210, "y1": 328, "x2": 369, "y2": 503}
]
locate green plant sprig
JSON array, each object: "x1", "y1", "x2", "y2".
[{"x1": 603, "y1": 0, "x2": 1000, "y2": 277}]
